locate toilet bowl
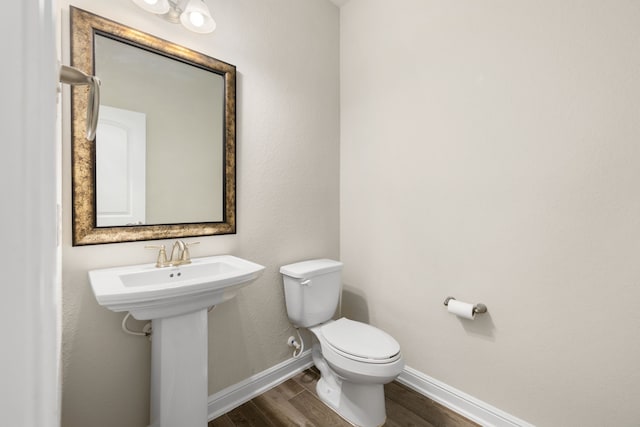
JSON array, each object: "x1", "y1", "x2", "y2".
[
  {"x1": 280, "y1": 260, "x2": 404, "y2": 427},
  {"x1": 312, "y1": 318, "x2": 403, "y2": 381},
  {"x1": 310, "y1": 318, "x2": 404, "y2": 426}
]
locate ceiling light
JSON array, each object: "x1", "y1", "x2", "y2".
[
  {"x1": 131, "y1": 0, "x2": 216, "y2": 34},
  {"x1": 131, "y1": 0, "x2": 170, "y2": 15},
  {"x1": 180, "y1": 0, "x2": 216, "y2": 33}
]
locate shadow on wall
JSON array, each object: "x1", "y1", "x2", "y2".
[
  {"x1": 452, "y1": 308, "x2": 497, "y2": 342},
  {"x1": 341, "y1": 284, "x2": 496, "y2": 342},
  {"x1": 341, "y1": 285, "x2": 370, "y2": 323}
]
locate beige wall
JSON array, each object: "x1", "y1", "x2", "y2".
[
  {"x1": 60, "y1": 1, "x2": 339, "y2": 426},
  {"x1": 340, "y1": 1, "x2": 640, "y2": 426}
]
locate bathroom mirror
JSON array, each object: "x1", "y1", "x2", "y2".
[{"x1": 69, "y1": 7, "x2": 236, "y2": 245}]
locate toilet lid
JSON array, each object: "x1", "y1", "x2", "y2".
[{"x1": 320, "y1": 318, "x2": 400, "y2": 361}]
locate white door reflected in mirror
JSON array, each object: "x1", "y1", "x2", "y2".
[{"x1": 96, "y1": 105, "x2": 146, "y2": 227}]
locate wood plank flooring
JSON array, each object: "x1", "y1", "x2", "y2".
[{"x1": 209, "y1": 368, "x2": 480, "y2": 427}]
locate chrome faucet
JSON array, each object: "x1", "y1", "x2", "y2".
[
  {"x1": 170, "y1": 240, "x2": 188, "y2": 265},
  {"x1": 146, "y1": 240, "x2": 199, "y2": 268}
]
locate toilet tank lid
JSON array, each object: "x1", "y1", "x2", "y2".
[{"x1": 280, "y1": 259, "x2": 343, "y2": 279}]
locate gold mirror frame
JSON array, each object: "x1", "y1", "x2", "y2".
[{"x1": 70, "y1": 7, "x2": 236, "y2": 245}]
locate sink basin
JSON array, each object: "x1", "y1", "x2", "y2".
[{"x1": 89, "y1": 255, "x2": 265, "y2": 320}]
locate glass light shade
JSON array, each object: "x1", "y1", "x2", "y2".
[
  {"x1": 180, "y1": 0, "x2": 216, "y2": 33},
  {"x1": 189, "y1": 11, "x2": 205, "y2": 27},
  {"x1": 131, "y1": 0, "x2": 170, "y2": 14}
]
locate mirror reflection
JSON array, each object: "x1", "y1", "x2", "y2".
[{"x1": 94, "y1": 34, "x2": 224, "y2": 226}]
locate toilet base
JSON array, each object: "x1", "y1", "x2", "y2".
[
  {"x1": 318, "y1": 379, "x2": 386, "y2": 427},
  {"x1": 313, "y1": 343, "x2": 386, "y2": 427}
]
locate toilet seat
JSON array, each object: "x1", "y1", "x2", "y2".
[{"x1": 319, "y1": 318, "x2": 401, "y2": 364}]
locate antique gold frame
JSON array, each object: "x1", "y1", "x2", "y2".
[{"x1": 70, "y1": 7, "x2": 236, "y2": 245}]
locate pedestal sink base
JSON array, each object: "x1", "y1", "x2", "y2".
[
  {"x1": 89, "y1": 255, "x2": 265, "y2": 427},
  {"x1": 150, "y1": 309, "x2": 208, "y2": 427}
]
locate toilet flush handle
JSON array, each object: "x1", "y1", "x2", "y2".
[{"x1": 301, "y1": 279, "x2": 312, "y2": 286}]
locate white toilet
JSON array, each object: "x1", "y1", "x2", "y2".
[{"x1": 280, "y1": 259, "x2": 404, "y2": 427}]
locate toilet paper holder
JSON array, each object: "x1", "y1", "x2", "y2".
[{"x1": 443, "y1": 297, "x2": 487, "y2": 315}]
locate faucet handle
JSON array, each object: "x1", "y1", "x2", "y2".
[
  {"x1": 145, "y1": 244, "x2": 168, "y2": 268},
  {"x1": 181, "y1": 241, "x2": 200, "y2": 263}
]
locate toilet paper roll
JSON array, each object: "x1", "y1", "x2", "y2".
[{"x1": 447, "y1": 299, "x2": 476, "y2": 320}]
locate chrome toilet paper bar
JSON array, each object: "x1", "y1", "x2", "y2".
[{"x1": 443, "y1": 296, "x2": 487, "y2": 315}]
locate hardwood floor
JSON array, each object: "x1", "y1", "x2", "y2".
[{"x1": 209, "y1": 368, "x2": 480, "y2": 427}]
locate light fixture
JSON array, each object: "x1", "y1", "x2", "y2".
[{"x1": 131, "y1": 0, "x2": 216, "y2": 34}]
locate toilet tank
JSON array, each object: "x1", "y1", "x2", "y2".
[{"x1": 280, "y1": 259, "x2": 343, "y2": 328}]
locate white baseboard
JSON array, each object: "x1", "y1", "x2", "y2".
[
  {"x1": 397, "y1": 366, "x2": 534, "y2": 427},
  {"x1": 207, "y1": 356, "x2": 533, "y2": 427},
  {"x1": 207, "y1": 350, "x2": 313, "y2": 421}
]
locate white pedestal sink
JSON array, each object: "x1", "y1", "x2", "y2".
[{"x1": 89, "y1": 255, "x2": 265, "y2": 427}]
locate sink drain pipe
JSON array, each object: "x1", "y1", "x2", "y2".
[
  {"x1": 121, "y1": 306, "x2": 217, "y2": 338},
  {"x1": 121, "y1": 313, "x2": 152, "y2": 337}
]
